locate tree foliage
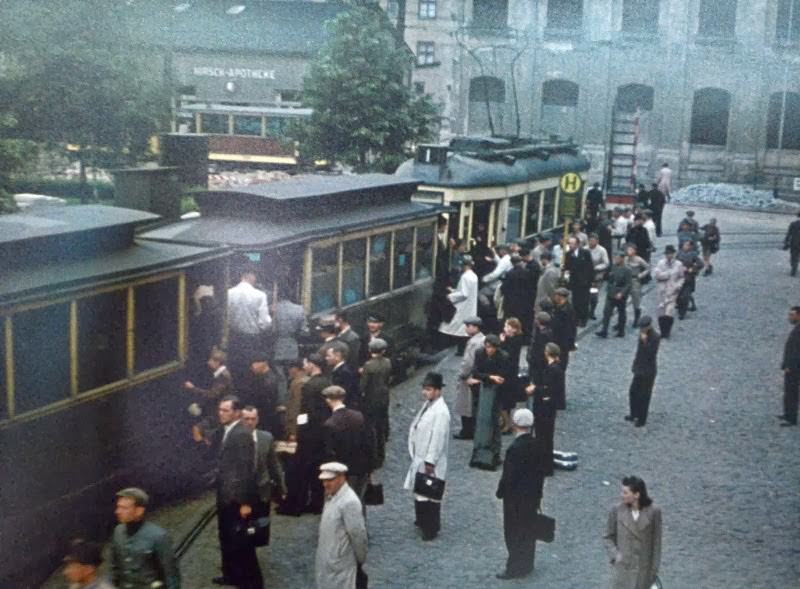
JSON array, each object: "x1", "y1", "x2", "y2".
[
  {"x1": 297, "y1": 5, "x2": 438, "y2": 170},
  {"x1": 0, "y1": 114, "x2": 36, "y2": 213}
]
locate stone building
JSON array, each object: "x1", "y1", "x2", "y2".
[{"x1": 385, "y1": 0, "x2": 800, "y2": 194}]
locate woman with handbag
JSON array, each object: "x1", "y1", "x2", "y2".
[{"x1": 603, "y1": 476, "x2": 662, "y2": 589}]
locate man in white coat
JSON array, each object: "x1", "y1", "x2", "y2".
[
  {"x1": 315, "y1": 462, "x2": 367, "y2": 589},
  {"x1": 404, "y1": 371, "x2": 451, "y2": 541},
  {"x1": 453, "y1": 317, "x2": 486, "y2": 440},
  {"x1": 656, "y1": 162, "x2": 672, "y2": 200},
  {"x1": 653, "y1": 244, "x2": 684, "y2": 339},
  {"x1": 439, "y1": 256, "x2": 479, "y2": 346}
]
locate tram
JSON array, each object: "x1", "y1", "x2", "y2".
[{"x1": 396, "y1": 135, "x2": 592, "y2": 246}]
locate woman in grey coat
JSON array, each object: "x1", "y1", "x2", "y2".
[{"x1": 603, "y1": 476, "x2": 662, "y2": 589}]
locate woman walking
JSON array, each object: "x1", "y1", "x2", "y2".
[{"x1": 603, "y1": 476, "x2": 662, "y2": 589}]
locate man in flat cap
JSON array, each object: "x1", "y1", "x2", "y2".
[
  {"x1": 526, "y1": 312, "x2": 555, "y2": 397},
  {"x1": 627, "y1": 315, "x2": 661, "y2": 427},
  {"x1": 404, "y1": 372, "x2": 451, "y2": 541},
  {"x1": 63, "y1": 539, "x2": 115, "y2": 589},
  {"x1": 315, "y1": 462, "x2": 368, "y2": 589},
  {"x1": 360, "y1": 338, "x2": 392, "y2": 470},
  {"x1": 454, "y1": 317, "x2": 485, "y2": 440},
  {"x1": 495, "y1": 409, "x2": 547, "y2": 580},
  {"x1": 596, "y1": 251, "x2": 632, "y2": 338},
  {"x1": 111, "y1": 487, "x2": 180, "y2": 589},
  {"x1": 359, "y1": 313, "x2": 393, "y2": 365},
  {"x1": 653, "y1": 245, "x2": 684, "y2": 338},
  {"x1": 333, "y1": 309, "x2": 362, "y2": 372}
]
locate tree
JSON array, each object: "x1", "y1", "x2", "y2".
[
  {"x1": 0, "y1": 113, "x2": 36, "y2": 214},
  {"x1": 297, "y1": 5, "x2": 438, "y2": 170}
]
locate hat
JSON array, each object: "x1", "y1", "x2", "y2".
[
  {"x1": 540, "y1": 233, "x2": 553, "y2": 242},
  {"x1": 554, "y1": 287, "x2": 570, "y2": 297},
  {"x1": 614, "y1": 250, "x2": 627, "y2": 258},
  {"x1": 368, "y1": 338, "x2": 388, "y2": 352},
  {"x1": 64, "y1": 540, "x2": 104, "y2": 566},
  {"x1": 422, "y1": 371, "x2": 445, "y2": 389},
  {"x1": 366, "y1": 313, "x2": 385, "y2": 323},
  {"x1": 250, "y1": 350, "x2": 270, "y2": 364},
  {"x1": 484, "y1": 333, "x2": 501, "y2": 347},
  {"x1": 686, "y1": 210, "x2": 695, "y2": 216},
  {"x1": 536, "y1": 311, "x2": 552, "y2": 323},
  {"x1": 116, "y1": 487, "x2": 149, "y2": 507},
  {"x1": 638, "y1": 315, "x2": 652, "y2": 328},
  {"x1": 463, "y1": 316, "x2": 483, "y2": 327},
  {"x1": 321, "y1": 385, "x2": 347, "y2": 399},
  {"x1": 664, "y1": 244, "x2": 676, "y2": 254},
  {"x1": 316, "y1": 321, "x2": 338, "y2": 333},
  {"x1": 510, "y1": 253, "x2": 523, "y2": 264},
  {"x1": 544, "y1": 342, "x2": 561, "y2": 357},
  {"x1": 319, "y1": 462, "x2": 348, "y2": 480},
  {"x1": 511, "y1": 408, "x2": 534, "y2": 428}
]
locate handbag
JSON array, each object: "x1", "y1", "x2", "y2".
[
  {"x1": 234, "y1": 515, "x2": 270, "y2": 548},
  {"x1": 364, "y1": 482, "x2": 384, "y2": 506},
  {"x1": 414, "y1": 471, "x2": 445, "y2": 501},
  {"x1": 532, "y1": 512, "x2": 555, "y2": 543}
]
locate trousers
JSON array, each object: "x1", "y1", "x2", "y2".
[
  {"x1": 503, "y1": 497, "x2": 540, "y2": 577},
  {"x1": 533, "y1": 414, "x2": 555, "y2": 477},
  {"x1": 784, "y1": 371, "x2": 799, "y2": 424},
  {"x1": 217, "y1": 502, "x2": 264, "y2": 589},
  {"x1": 629, "y1": 374, "x2": 656, "y2": 425},
  {"x1": 414, "y1": 500, "x2": 442, "y2": 539},
  {"x1": 602, "y1": 297, "x2": 627, "y2": 334},
  {"x1": 572, "y1": 286, "x2": 591, "y2": 325}
]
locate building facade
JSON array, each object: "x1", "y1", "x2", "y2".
[{"x1": 387, "y1": 0, "x2": 800, "y2": 193}]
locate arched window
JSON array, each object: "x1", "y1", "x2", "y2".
[
  {"x1": 615, "y1": 84, "x2": 655, "y2": 112},
  {"x1": 546, "y1": 0, "x2": 583, "y2": 31},
  {"x1": 766, "y1": 92, "x2": 800, "y2": 150},
  {"x1": 468, "y1": 76, "x2": 506, "y2": 135},
  {"x1": 622, "y1": 0, "x2": 659, "y2": 33},
  {"x1": 469, "y1": 76, "x2": 506, "y2": 103},
  {"x1": 542, "y1": 79, "x2": 579, "y2": 107},
  {"x1": 690, "y1": 88, "x2": 731, "y2": 146},
  {"x1": 698, "y1": 0, "x2": 736, "y2": 37},
  {"x1": 472, "y1": 0, "x2": 508, "y2": 28},
  {"x1": 541, "y1": 79, "x2": 579, "y2": 138},
  {"x1": 776, "y1": 0, "x2": 800, "y2": 44}
]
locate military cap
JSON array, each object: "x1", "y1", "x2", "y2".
[
  {"x1": 64, "y1": 540, "x2": 104, "y2": 566},
  {"x1": 484, "y1": 334, "x2": 501, "y2": 347},
  {"x1": 422, "y1": 371, "x2": 445, "y2": 389},
  {"x1": 554, "y1": 287, "x2": 570, "y2": 297},
  {"x1": 638, "y1": 315, "x2": 652, "y2": 328},
  {"x1": 368, "y1": 338, "x2": 388, "y2": 352},
  {"x1": 319, "y1": 462, "x2": 348, "y2": 480},
  {"x1": 116, "y1": 487, "x2": 149, "y2": 507},
  {"x1": 316, "y1": 321, "x2": 338, "y2": 333},
  {"x1": 614, "y1": 250, "x2": 627, "y2": 258},
  {"x1": 511, "y1": 408, "x2": 534, "y2": 428},
  {"x1": 321, "y1": 385, "x2": 347, "y2": 399},
  {"x1": 463, "y1": 316, "x2": 483, "y2": 327},
  {"x1": 366, "y1": 312, "x2": 385, "y2": 323},
  {"x1": 536, "y1": 311, "x2": 552, "y2": 323}
]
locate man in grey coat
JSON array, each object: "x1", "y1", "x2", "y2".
[
  {"x1": 535, "y1": 253, "x2": 560, "y2": 310},
  {"x1": 272, "y1": 289, "x2": 309, "y2": 368},
  {"x1": 315, "y1": 462, "x2": 368, "y2": 589},
  {"x1": 453, "y1": 317, "x2": 485, "y2": 440}
]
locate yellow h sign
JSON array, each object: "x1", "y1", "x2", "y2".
[{"x1": 559, "y1": 172, "x2": 582, "y2": 194}]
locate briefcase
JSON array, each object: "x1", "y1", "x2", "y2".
[
  {"x1": 532, "y1": 513, "x2": 555, "y2": 543},
  {"x1": 414, "y1": 472, "x2": 445, "y2": 501},
  {"x1": 234, "y1": 515, "x2": 270, "y2": 548}
]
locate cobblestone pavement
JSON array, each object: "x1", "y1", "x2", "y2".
[{"x1": 43, "y1": 206, "x2": 800, "y2": 589}]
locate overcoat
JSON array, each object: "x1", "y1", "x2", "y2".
[
  {"x1": 454, "y1": 332, "x2": 486, "y2": 417},
  {"x1": 653, "y1": 258, "x2": 684, "y2": 318},
  {"x1": 535, "y1": 265, "x2": 561, "y2": 308},
  {"x1": 603, "y1": 503, "x2": 662, "y2": 589},
  {"x1": 272, "y1": 299, "x2": 308, "y2": 363},
  {"x1": 315, "y1": 483, "x2": 368, "y2": 589},
  {"x1": 403, "y1": 396, "x2": 450, "y2": 500},
  {"x1": 439, "y1": 269, "x2": 479, "y2": 337}
]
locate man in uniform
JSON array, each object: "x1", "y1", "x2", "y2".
[
  {"x1": 360, "y1": 338, "x2": 392, "y2": 469},
  {"x1": 596, "y1": 251, "x2": 633, "y2": 338},
  {"x1": 495, "y1": 408, "x2": 546, "y2": 580},
  {"x1": 784, "y1": 212, "x2": 800, "y2": 276},
  {"x1": 779, "y1": 306, "x2": 800, "y2": 426},
  {"x1": 111, "y1": 487, "x2": 180, "y2": 589},
  {"x1": 63, "y1": 540, "x2": 115, "y2": 589},
  {"x1": 359, "y1": 313, "x2": 394, "y2": 365}
]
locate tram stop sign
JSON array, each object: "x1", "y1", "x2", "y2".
[{"x1": 559, "y1": 172, "x2": 583, "y2": 194}]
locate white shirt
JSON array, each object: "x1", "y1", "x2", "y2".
[
  {"x1": 631, "y1": 508, "x2": 640, "y2": 521},
  {"x1": 482, "y1": 253, "x2": 512, "y2": 284},
  {"x1": 613, "y1": 217, "x2": 632, "y2": 238},
  {"x1": 644, "y1": 219, "x2": 657, "y2": 243},
  {"x1": 227, "y1": 281, "x2": 271, "y2": 335}
]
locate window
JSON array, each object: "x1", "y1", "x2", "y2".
[
  {"x1": 526, "y1": 192, "x2": 541, "y2": 236},
  {"x1": 393, "y1": 228, "x2": 414, "y2": 289},
  {"x1": 266, "y1": 118, "x2": 289, "y2": 138},
  {"x1": 417, "y1": 42, "x2": 436, "y2": 66},
  {"x1": 506, "y1": 195, "x2": 524, "y2": 240},
  {"x1": 369, "y1": 233, "x2": 391, "y2": 297},
  {"x1": 312, "y1": 246, "x2": 339, "y2": 314},
  {"x1": 540, "y1": 188, "x2": 557, "y2": 230},
  {"x1": 473, "y1": 0, "x2": 508, "y2": 28},
  {"x1": 419, "y1": 0, "x2": 436, "y2": 19},
  {"x1": 415, "y1": 223, "x2": 435, "y2": 280},
  {"x1": 615, "y1": 84, "x2": 654, "y2": 113},
  {"x1": 542, "y1": 80, "x2": 579, "y2": 107},
  {"x1": 414, "y1": 82, "x2": 426, "y2": 95},
  {"x1": 386, "y1": 0, "x2": 400, "y2": 18},
  {"x1": 13, "y1": 303, "x2": 71, "y2": 415},
  {"x1": 541, "y1": 79, "x2": 579, "y2": 138},
  {"x1": 766, "y1": 92, "x2": 800, "y2": 150},
  {"x1": 0, "y1": 320, "x2": 6, "y2": 421},
  {"x1": 698, "y1": 0, "x2": 736, "y2": 37},
  {"x1": 341, "y1": 239, "x2": 367, "y2": 306},
  {"x1": 200, "y1": 113, "x2": 228, "y2": 134},
  {"x1": 78, "y1": 290, "x2": 127, "y2": 392},
  {"x1": 690, "y1": 88, "x2": 731, "y2": 146},
  {"x1": 134, "y1": 278, "x2": 179, "y2": 372},
  {"x1": 622, "y1": 0, "x2": 659, "y2": 33},
  {"x1": 777, "y1": 0, "x2": 800, "y2": 44},
  {"x1": 233, "y1": 116, "x2": 262, "y2": 136},
  {"x1": 469, "y1": 76, "x2": 505, "y2": 103},
  {"x1": 546, "y1": 0, "x2": 583, "y2": 31}
]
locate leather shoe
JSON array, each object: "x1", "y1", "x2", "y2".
[
  {"x1": 212, "y1": 577, "x2": 235, "y2": 586},
  {"x1": 634, "y1": 419, "x2": 645, "y2": 427},
  {"x1": 776, "y1": 414, "x2": 789, "y2": 421},
  {"x1": 614, "y1": 332, "x2": 625, "y2": 337},
  {"x1": 595, "y1": 331, "x2": 608, "y2": 338},
  {"x1": 624, "y1": 415, "x2": 634, "y2": 421}
]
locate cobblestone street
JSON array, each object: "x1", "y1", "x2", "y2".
[{"x1": 43, "y1": 206, "x2": 800, "y2": 589}]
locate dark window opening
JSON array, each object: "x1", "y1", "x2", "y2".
[
  {"x1": 690, "y1": 88, "x2": 731, "y2": 146},
  {"x1": 233, "y1": 115, "x2": 262, "y2": 136},
  {"x1": 394, "y1": 228, "x2": 414, "y2": 289},
  {"x1": 134, "y1": 278, "x2": 179, "y2": 372},
  {"x1": 279, "y1": 89, "x2": 303, "y2": 103},
  {"x1": 386, "y1": 0, "x2": 399, "y2": 18},
  {"x1": 341, "y1": 239, "x2": 366, "y2": 306},
  {"x1": 546, "y1": 0, "x2": 583, "y2": 30},
  {"x1": 266, "y1": 118, "x2": 289, "y2": 138},
  {"x1": 311, "y1": 246, "x2": 338, "y2": 314},
  {"x1": 767, "y1": 92, "x2": 800, "y2": 150},
  {"x1": 78, "y1": 290, "x2": 128, "y2": 392},
  {"x1": 415, "y1": 223, "x2": 435, "y2": 280},
  {"x1": 13, "y1": 303, "x2": 71, "y2": 414},
  {"x1": 776, "y1": 0, "x2": 800, "y2": 44},
  {"x1": 369, "y1": 233, "x2": 392, "y2": 297},
  {"x1": 414, "y1": 82, "x2": 426, "y2": 95},
  {"x1": 542, "y1": 80, "x2": 579, "y2": 107},
  {"x1": 622, "y1": 0, "x2": 659, "y2": 33},
  {"x1": 698, "y1": 0, "x2": 736, "y2": 37},
  {"x1": 469, "y1": 76, "x2": 505, "y2": 103},
  {"x1": 615, "y1": 84, "x2": 655, "y2": 112},
  {"x1": 526, "y1": 192, "x2": 541, "y2": 236},
  {"x1": 473, "y1": 0, "x2": 509, "y2": 29}
]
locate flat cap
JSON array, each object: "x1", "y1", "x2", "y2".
[
  {"x1": 510, "y1": 253, "x2": 523, "y2": 264},
  {"x1": 511, "y1": 408, "x2": 534, "y2": 428},
  {"x1": 322, "y1": 385, "x2": 347, "y2": 399},
  {"x1": 319, "y1": 462, "x2": 348, "y2": 479},
  {"x1": 368, "y1": 338, "x2": 388, "y2": 352},
  {"x1": 461, "y1": 254, "x2": 474, "y2": 266},
  {"x1": 638, "y1": 315, "x2": 652, "y2": 328},
  {"x1": 463, "y1": 316, "x2": 483, "y2": 327},
  {"x1": 554, "y1": 287, "x2": 570, "y2": 297},
  {"x1": 315, "y1": 321, "x2": 338, "y2": 333},
  {"x1": 116, "y1": 487, "x2": 149, "y2": 507},
  {"x1": 664, "y1": 244, "x2": 676, "y2": 254},
  {"x1": 544, "y1": 342, "x2": 562, "y2": 357},
  {"x1": 484, "y1": 334, "x2": 501, "y2": 347},
  {"x1": 536, "y1": 311, "x2": 552, "y2": 324},
  {"x1": 366, "y1": 313, "x2": 385, "y2": 323}
]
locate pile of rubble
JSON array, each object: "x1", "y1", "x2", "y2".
[
  {"x1": 208, "y1": 169, "x2": 292, "y2": 189},
  {"x1": 671, "y1": 183, "x2": 799, "y2": 213}
]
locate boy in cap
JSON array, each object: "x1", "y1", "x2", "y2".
[
  {"x1": 63, "y1": 539, "x2": 115, "y2": 589},
  {"x1": 360, "y1": 313, "x2": 393, "y2": 365}
]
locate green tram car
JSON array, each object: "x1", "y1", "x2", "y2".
[
  {"x1": 396, "y1": 136, "x2": 592, "y2": 247},
  {"x1": 0, "y1": 174, "x2": 440, "y2": 586}
]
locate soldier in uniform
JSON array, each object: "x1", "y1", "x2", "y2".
[
  {"x1": 550, "y1": 288, "x2": 577, "y2": 371},
  {"x1": 111, "y1": 488, "x2": 180, "y2": 589}
]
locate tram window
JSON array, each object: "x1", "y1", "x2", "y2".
[
  {"x1": 526, "y1": 192, "x2": 541, "y2": 236},
  {"x1": 546, "y1": 0, "x2": 583, "y2": 31},
  {"x1": 341, "y1": 239, "x2": 367, "y2": 306},
  {"x1": 77, "y1": 290, "x2": 127, "y2": 392},
  {"x1": 506, "y1": 196, "x2": 524, "y2": 240},
  {"x1": 0, "y1": 320, "x2": 6, "y2": 421},
  {"x1": 541, "y1": 188, "x2": 557, "y2": 231},
  {"x1": 312, "y1": 246, "x2": 339, "y2": 313},
  {"x1": 233, "y1": 116, "x2": 262, "y2": 136},
  {"x1": 415, "y1": 223, "x2": 435, "y2": 280},
  {"x1": 369, "y1": 233, "x2": 392, "y2": 297},
  {"x1": 201, "y1": 113, "x2": 229, "y2": 135},
  {"x1": 394, "y1": 228, "x2": 414, "y2": 289},
  {"x1": 266, "y1": 118, "x2": 288, "y2": 138},
  {"x1": 134, "y1": 278, "x2": 179, "y2": 372},
  {"x1": 13, "y1": 303, "x2": 71, "y2": 415}
]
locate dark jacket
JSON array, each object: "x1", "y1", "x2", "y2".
[
  {"x1": 598, "y1": 220, "x2": 614, "y2": 255},
  {"x1": 564, "y1": 248, "x2": 594, "y2": 289},
  {"x1": 323, "y1": 407, "x2": 374, "y2": 475},
  {"x1": 502, "y1": 264, "x2": 537, "y2": 323},
  {"x1": 632, "y1": 330, "x2": 661, "y2": 377},
  {"x1": 360, "y1": 355, "x2": 392, "y2": 417},
  {"x1": 527, "y1": 324, "x2": 554, "y2": 384},
  {"x1": 782, "y1": 324, "x2": 800, "y2": 373},
  {"x1": 253, "y1": 429, "x2": 286, "y2": 503},
  {"x1": 551, "y1": 302, "x2": 577, "y2": 354},
  {"x1": 784, "y1": 219, "x2": 800, "y2": 250},
  {"x1": 336, "y1": 328, "x2": 362, "y2": 371},
  {"x1": 625, "y1": 225, "x2": 652, "y2": 258},
  {"x1": 648, "y1": 189, "x2": 666, "y2": 212},
  {"x1": 586, "y1": 187, "x2": 605, "y2": 211},
  {"x1": 606, "y1": 264, "x2": 633, "y2": 300},
  {"x1": 496, "y1": 433, "x2": 545, "y2": 503},
  {"x1": 535, "y1": 362, "x2": 565, "y2": 413},
  {"x1": 112, "y1": 521, "x2": 180, "y2": 589},
  {"x1": 331, "y1": 362, "x2": 361, "y2": 409},
  {"x1": 214, "y1": 421, "x2": 257, "y2": 506},
  {"x1": 472, "y1": 347, "x2": 513, "y2": 386},
  {"x1": 299, "y1": 373, "x2": 331, "y2": 459}
]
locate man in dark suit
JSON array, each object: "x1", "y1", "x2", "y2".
[
  {"x1": 626, "y1": 316, "x2": 661, "y2": 427},
  {"x1": 334, "y1": 309, "x2": 361, "y2": 371},
  {"x1": 625, "y1": 214, "x2": 653, "y2": 262},
  {"x1": 242, "y1": 406, "x2": 286, "y2": 512},
  {"x1": 501, "y1": 254, "x2": 536, "y2": 339},
  {"x1": 563, "y1": 236, "x2": 594, "y2": 326},
  {"x1": 550, "y1": 288, "x2": 577, "y2": 372},
  {"x1": 648, "y1": 183, "x2": 666, "y2": 237},
  {"x1": 326, "y1": 341, "x2": 361, "y2": 409},
  {"x1": 321, "y1": 385, "x2": 374, "y2": 503},
  {"x1": 248, "y1": 355, "x2": 287, "y2": 440},
  {"x1": 212, "y1": 396, "x2": 260, "y2": 588},
  {"x1": 495, "y1": 408, "x2": 546, "y2": 580},
  {"x1": 780, "y1": 306, "x2": 800, "y2": 426}
]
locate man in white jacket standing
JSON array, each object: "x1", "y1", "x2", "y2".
[
  {"x1": 439, "y1": 256, "x2": 479, "y2": 347},
  {"x1": 404, "y1": 371, "x2": 451, "y2": 541}
]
